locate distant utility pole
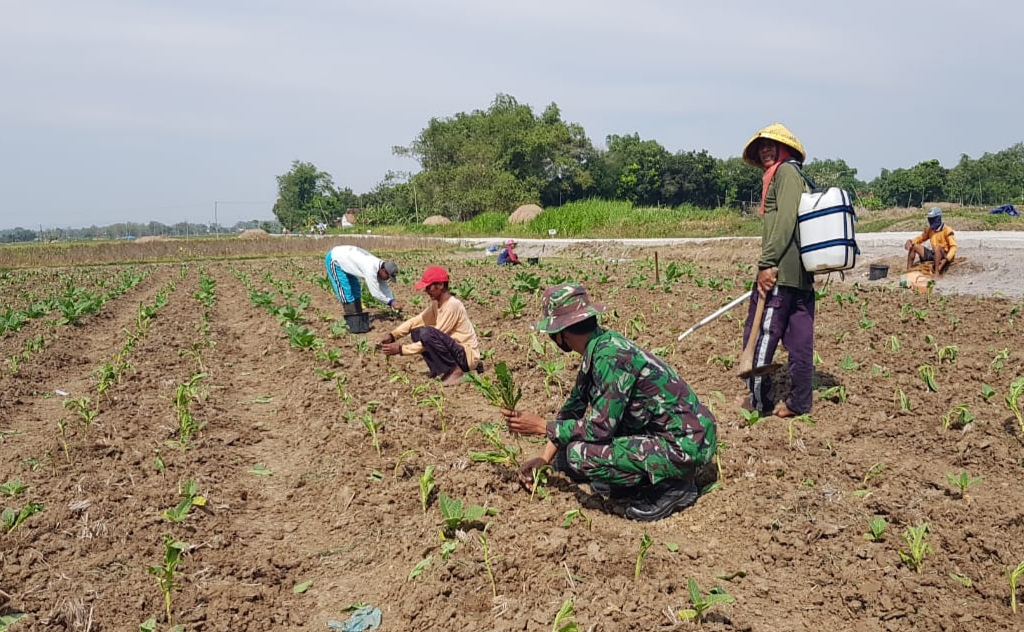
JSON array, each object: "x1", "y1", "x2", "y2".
[{"x1": 214, "y1": 201, "x2": 219, "y2": 238}]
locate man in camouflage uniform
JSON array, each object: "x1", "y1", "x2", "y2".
[{"x1": 504, "y1": 284, "x2": 717, "y2": 522}]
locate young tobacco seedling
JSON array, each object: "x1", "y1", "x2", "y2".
[
  {"x1": 863, "y1": 517, "x2": 887, "y2": 542},
  {"x1": 980, "y1": 383, "x2": 996, "y2": 402},
  {"x1": 464, "y1": 361, "x2": 522, "y2": 411},
  {"x1": 899, "y1": 523, "x2": 932, "y2": 573},
  {"x1": 562, "y1": 508, "x2": 592, "y2": 531},
  {"x1": 465, "y1": 422, "x2": 520, "y2": 468},
  {"x1": 893, "y1": 388, "x2": 913, "y2": 413},
  {"x1": 362, "y1": 412, "x2": 384, "y2": 458},
  {"x1": 634, "y1": 530, "x2": 653, "y2": 580},
  {"x1": 678, "y1": 578, "x2": 735, "y2": 623},
  {"x1": 419, "y1": 465, "x2": 436, "y2": 514},
  {"x1": 529, "y1": 465, "x2": 552, "y2": 502},
  {"x1": 551, "y1": 599, "x2": 579, "y2": 632},
  {"x1": 478, "y1": 526, "x2": 499, "y2": 597},
  {"x1": 0, "y1": 478, "x2": 27, "y2": 497},
  {"x1": 2, "y1": 501, "x2": 44, "y2": 534},
  {"x1": 787, "y1": 414, "x2": 816, "y2": 448},
  {"x1": 1006, "y1": 376, "x2": 1024, "y2": 437},
  {"x1": 1009, "y1": 559, "x2": 1024, "y2": 614},
  {"x1": 819, "y1": 385, "x2": 847, "y2": 404},
  {"x1": 917, "y1": 364, "x2": 938, "y2": 392},
  {"x1": 438, "y1": 493, "x2": 497, "y2": 536},
  {"x1": 941, "y1": 404, "x2": 975, "y2": 430},
  {"x1": 738, "y1": 407, "x2": 762, "y2": 428},
  {"x1": 148, "y1": 536, "x2": 189, "y2": 624},
  {"x1": 162, "y1": 479, "x2": 206, "y2": 522},
  {"x1": 946, "y1": 471, "x2": 983, "y2": 499}
]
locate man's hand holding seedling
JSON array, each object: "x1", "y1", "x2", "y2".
[
  {"x1": 378, "y1": 333, "x2": 401, "y2": 355},
  {"x1": 502, "y1": 408, "x2": 545, "y2": 435}
]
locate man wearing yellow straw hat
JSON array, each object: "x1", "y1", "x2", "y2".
[{"x1": 736, "y1": 123, "x2": 816, "y2": 419}]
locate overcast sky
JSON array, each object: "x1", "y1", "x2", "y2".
[{"x1": 2, "y1": 0, "x2": 1021, "y2": 230}]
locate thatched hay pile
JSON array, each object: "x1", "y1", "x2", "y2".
[
  {"x1": 509, "y1": 204, "x2": 543, "y2": 224},
  {"x1": 238, "y1": 229, "x2": 269, "y2": 239},
  {"x1": 423, "y1": 215, "x2": 451, "y2": 225},
  {"x1": 135, "y1": 236, "x2": 170, "y2": 244}
]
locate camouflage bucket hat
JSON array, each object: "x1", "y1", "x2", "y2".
[{"x1": 536, "y1": 284, "x2": 607, "y2": 333}]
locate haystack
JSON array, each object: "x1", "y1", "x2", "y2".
[
  {"x1": 135, "y1": 236, "x2": 170, "y2": 244},
  {"x1": 423, "y1": 215, "x2": 451, "y2": 225},
  {"x1": 238, "y1": 228, "x2": 269, "y2": 239},
  {"x1": 509, "y1": 204, "x2": 543, "y2": 224}
]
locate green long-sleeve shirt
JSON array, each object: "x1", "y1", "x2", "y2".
[{"x1": 759, "y1": 162, "x2": 814, "y2": 291}]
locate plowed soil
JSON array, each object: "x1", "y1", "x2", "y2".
[{"x1": 2, "y1": 241, "x2": 1023, "y2": 632}]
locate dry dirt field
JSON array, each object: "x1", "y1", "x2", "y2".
[{"x1": 1, "y1": 239, "x2": 1023, "y2": 632}]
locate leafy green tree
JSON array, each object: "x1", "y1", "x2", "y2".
[
  {"x1": 598, "y1": 133, "x2": 670, "y2": 206},
  {"x1": 802, "y1": 158, "x2": 866, "y2": 195},
  {"x1": 396, "y1": 94, "x2": 598, "y2": 219},
  {"x1": 273, "y1": 160, "x2": 340, "y2": 230},
  {"x1": 660, "y1": 149, "x2": 724, "y2": 207},
  {"x1": 718, "y1": 156, "x2": 763, "y2": 209}
]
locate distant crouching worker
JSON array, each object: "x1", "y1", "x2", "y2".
[
  {"x1": 497, "y1": 239, "x2": 521, "y2": 265},
  {"x1": 324, "y1": 245, "x2": 402, "y2": 314}
]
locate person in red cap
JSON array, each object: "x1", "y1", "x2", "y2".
[
  {"x1": 497, "y1": 239, "x2": 520, "y2": 265},
  {"x1": 379, "y1": 266, "x2": 481, "y2": 385}
]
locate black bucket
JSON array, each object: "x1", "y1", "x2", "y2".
[
  {"x1": 344, "y1": 312, "x2": 371, "y2": 333},
  {"x1": 869, "y1": 264, "x2": 889, "y2": 280},
  {"x1": 527, "y1": 257, "x2": 539, "y2": 265}
]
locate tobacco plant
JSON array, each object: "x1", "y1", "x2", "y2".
[
  {"x1": 941, "y1": 404, "x2": 975, "y2": 430},
  {"x1": 465, "y1": 422, "x2": 521, "y2": 468},
  {"x1": 562, "y1": 508, "x2": 592, "y2": 531},
  {"x1": 162, "y1": 479, "x2": 206, "y2": 522},
  {"x1": 438, "y1": 493, "x2": 497, "y2": 536},
  {"x1": 893, "y1": 388, "x2": 913, "y2": 413},
  {"x1": 918, "y1": 364, "x2": 938, "y2": 392},
  {"x1": 551, "y1": 599, "x2": 579, "y2": 632},
  {"x1": 946, "y1": 471, "x2": 983, "y2": 499},
  {"x1": 990, "y1": 348, "x2": 1011, "y2": 374},
  {"x1": 464, "y1": 361, "x2": 522, "y2": 411},
  {"x1": 148, "y1": 536, "x2": 189, "y2": 623},
  {"x1": 362, "y1": 412, "x2": 384, "y2": 458},
  {"x1": 1010, "y1": 559, "x2": 1024, "y2": 614},
  {"x1": 634, "y1": 530, "x2": 653, "y2": 580},
  {"x1": 863, "y1": 517, "x2": 887, "y2": 542},
  {"x1": 678, "y1": 578, "x2": 735, "y2": 623},
  {"x1": 478, "y1": 526, "x2": 498, "y2": 597},
  {"x1": 2, "y1": 500, "x2": 43, "y2": 534},
  {"x1": 1006, "y1": 376, "x2": 1024, "y2": 436},
  {"x1": 502, "y1": 293, "x2": 528, "y2": 319},
  {"x1": 419, "y1": 465, "x2": 435, "y2": 514},
  {"x1": 899, "y1": 523, "x2": 932, "y2": 573},
  {"x1": 787, "y1": 414, "x2": 816, "y2": 448}
]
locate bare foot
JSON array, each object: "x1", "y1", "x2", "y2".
[
  {"x1": 441, "y1": 367, "x2": 465, "y2": 386},
  {"x1": 774, "y1": 402, "x2": 798, "y2": 418}
]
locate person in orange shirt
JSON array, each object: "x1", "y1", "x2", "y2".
[
  {"x1": 379, "y1": 266, "x2": 482, "y2": 386},
  {"x1": 905, "y1": 207, "x2": 958, "y2": 278}
]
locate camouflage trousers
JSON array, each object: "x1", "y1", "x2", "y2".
[{"x1": 555, "y1": 436, "x2": 702, "y2": 486}]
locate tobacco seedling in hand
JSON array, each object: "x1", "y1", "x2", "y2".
[
  {"x1": 465, "y1": 361, "x2": 522, "y2": 411},
  {"x1": 898, "y1": 523, "x2": 932, "y2": 573},
  {"x1": 946, "y1": 471, "x2": 983, "y2": 499},
  {"x1": 863, "y1": 517, "x2": 887, "y2": 542},
  {"x1": 678, "y1": 578, "x2": 735, "y2": 623},
  {"x1": 148, "y1": 536, "x2": 189, "y2": 624},
  {"x1": 634, "y1": 530, "x2": 653, "y2": 580},
  {"x1": 419, "y1": 466, "x2": 436, "y2": 514}
]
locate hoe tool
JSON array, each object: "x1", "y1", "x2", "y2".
[
  {"x1": 677, "y1": 291, "x2": 752, "y2": 341},
  {"x1": 736, "y1": 294, "x2": 781, "y2": 379}
]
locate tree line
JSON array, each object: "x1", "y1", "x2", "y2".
[
  {"x1": 0, "y1": 220, "x2": 282, "y2": 244},
  {"x1": 271, "y1": 94, "x2": 1024, "y2": 231}
]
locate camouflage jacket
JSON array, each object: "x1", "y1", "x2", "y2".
[{"x1": 546, "y1": 328, "x2": 717, "y2": 464}]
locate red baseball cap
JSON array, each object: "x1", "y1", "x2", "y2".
[{"x1": 414, "y1": 266, "x2": 450, "y2": 290}]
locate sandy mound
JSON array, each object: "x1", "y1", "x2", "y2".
[
  {"x1": 237, "y1": 228, "x2": 269, "y2": 239},
  {"x1": 134, "y1": 236, "x2": 170, "y2": 244},
  {"x1": 423, "y1": 215, "x2": 451, "y2": 225},
  {"x1": 509, "y1": 203, "x2": 543, "y2": 224}
]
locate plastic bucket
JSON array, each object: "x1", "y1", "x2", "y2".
[
  {"x1": 527, "y1": 257, "x2": 539, "y2": 265},
  {"x1": 869, "y1": 264, "x2": 889, "y2": 280},
  {"x1": 344, "y1": 312, "x2": 371, "y2": 334}
]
